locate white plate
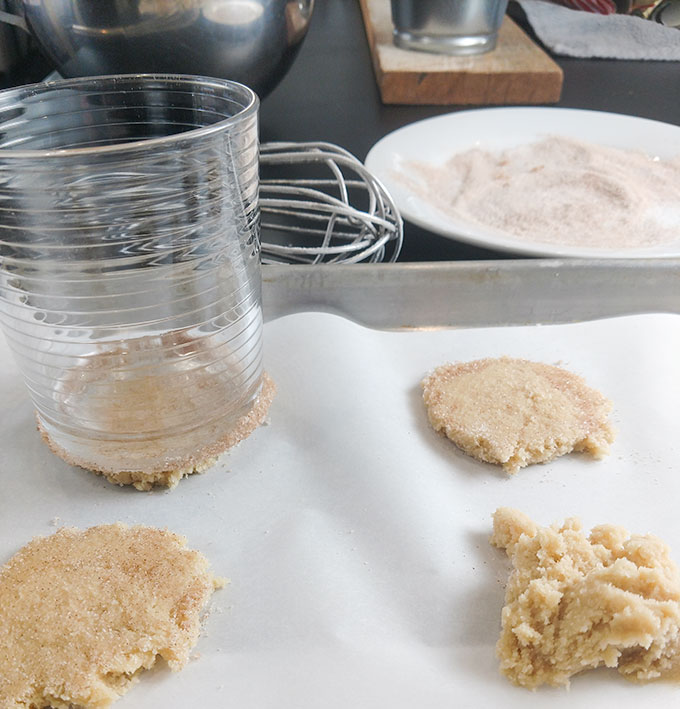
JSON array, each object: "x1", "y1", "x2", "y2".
[{"x1": 365, "y1": 107, "x2": 680, "y2": 258}]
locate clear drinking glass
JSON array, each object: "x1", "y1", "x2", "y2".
[
  {"x1": 391, "y1": 0, "x2": 509, "y2": 55},
  {"x1": 0, "y1": 75, "x2": 265, "y2": 485}
]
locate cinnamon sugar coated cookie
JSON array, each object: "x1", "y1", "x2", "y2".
[
  {"x1": 422, "y1": 357, "x2": 614, "y2": 473},
  {"x1": 0, "y1": 524, "x2": 223, "y2": 708},
  {"x1": 491, "y1": 508, "x2": 680, "y2": 688}
]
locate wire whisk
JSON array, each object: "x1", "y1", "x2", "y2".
[{"x1": 259, "y1": 141, "x2": 403, "y2": 264}]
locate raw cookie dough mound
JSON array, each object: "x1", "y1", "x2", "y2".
[
  {"x1": 0, "y1": 524, "x2": 222, "y2": 708},
  {"x1": 422, "y1": 357, "x2": 614, "y2": 473},
  {"x1": 491, "y1": 507, "x2": 680, "y2": 689}
]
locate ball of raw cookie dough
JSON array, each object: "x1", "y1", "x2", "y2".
[
  {"x1": 491, "y1": 507, "x2": 680, "y2": 688},
  {"x1": 422, "y1": 356, "x2": 614, "y2": 473}
]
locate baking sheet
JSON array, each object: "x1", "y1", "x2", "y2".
[{"x1": 2, "y1": 311, "x2": 680, "y2": 707}]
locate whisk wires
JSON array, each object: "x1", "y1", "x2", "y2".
[{"x1": 259, "y1": 141, "x2": 403, "y2": 264}]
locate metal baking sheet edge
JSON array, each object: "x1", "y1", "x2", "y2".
[{"x1": 262, "y1": 259, "x2": 680, "y2": 330}]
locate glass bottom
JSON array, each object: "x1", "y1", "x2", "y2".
[
  {"x1": 34, "y1": 322, "x2": 267, "y2": 480},
  {"x1": 37, "y1": 371, "x2": 275, "y2": 488},
  {"x1": 393, "y1": 29, "x2": 498, "y2": 56}
]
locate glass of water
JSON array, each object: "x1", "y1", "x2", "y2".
[{"x1": 0, "y1": 75, "x2": 269, "y2": 488}]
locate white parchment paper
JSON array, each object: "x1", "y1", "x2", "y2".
[{"x1": 2, "y1": 312, "x2": 680, "y2": 708}]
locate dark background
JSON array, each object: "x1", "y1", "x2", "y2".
[{"x1": 4, "y1": 0, "x2": 679, "y2": 261}]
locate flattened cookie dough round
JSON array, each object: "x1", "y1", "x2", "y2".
[
  {"x1": 0, "y1": 524, "x2": 222, "y2": 709},
  {"x1": 422, "y1": 357, "x2": 614, "y2": 473},
  {"x1": 38, "y1": 371, "x2": 277, "y2": 491}
]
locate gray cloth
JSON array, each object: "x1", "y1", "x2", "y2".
[{"x1": 517, "y1": 0, "x2": 680, "y2": 60}]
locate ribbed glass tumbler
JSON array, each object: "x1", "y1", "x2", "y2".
[{"x1": 0, "y1": 75, "x2": 267, "y2": 488}]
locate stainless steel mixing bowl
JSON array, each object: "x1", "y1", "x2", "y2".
[{"x1": 2, "y1": 0, "x2": 314, "y2": 97}]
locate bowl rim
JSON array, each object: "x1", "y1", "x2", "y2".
[{"x1": 0, "y1": 73, "x2": 259, "y2": 159}]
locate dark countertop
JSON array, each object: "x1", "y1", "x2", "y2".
[{"x1": 3, "y1": 0, "x2": 679, "y2": 262}]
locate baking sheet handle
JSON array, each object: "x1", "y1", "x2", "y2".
[{"x1": 262, "y1": 260, "x2": 680, "y2": 329}]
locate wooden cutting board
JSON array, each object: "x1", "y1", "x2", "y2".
[{"x1": 359, "y1": 0, "x2": 563, "y2": 105}]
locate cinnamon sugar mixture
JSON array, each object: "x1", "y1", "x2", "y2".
[{"x1": 404, "y1": 136, "x2": 680, "y2": 249}]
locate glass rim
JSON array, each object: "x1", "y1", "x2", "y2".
[{"x1": 0, "y1": 73, "x2": 259, "y2": 160}]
